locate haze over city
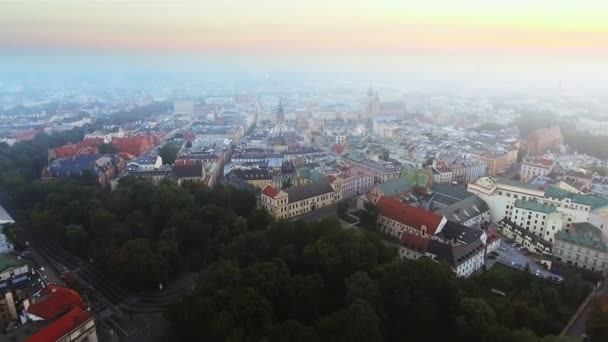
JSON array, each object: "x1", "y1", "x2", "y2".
[{"x1": 1, "y1": 1, "x2": 608, "y2": 342}]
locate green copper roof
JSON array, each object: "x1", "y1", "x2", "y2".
[
  {"x1": 0, "y1": 254, "x2": 26, "y2": 273},
  {"x1": 431, "y1": 183, "x2": 473, "y2": 201},
  {"x1": 309, "y1": 170, "x2": 328, "y2": 183},
  {"x1": 514, "y1": 199, "x2": 556, "y2": 214},
  {"x1": 556, "y1": 230, "x2": 608, "y2": 252},
  {"x1": 545, "y1": 187, "x2": 608, "y2": 208},
  {"x1": 496, "y1": 177, "x2": 545, "y2": 191},
  {"x1": 379, "y1": 170, "x2": 430, "y2": 196}
]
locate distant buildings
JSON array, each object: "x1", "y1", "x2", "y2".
[
  {"x1": 173, "y1": 159, "x2": 219, "y2": 187},
  {"x1": 527, "y1": 127, "x2": 563, "y2": 155},
  {"x1": 473, "y1": 148, "x2": 518, "y2": 176},
  {"x1": 576, "y1": 118, "x2": 608, "y2": 137},
  {"x1": 519, "y1": 156, "x2": 556, "y2": 182},
  {"x1": 112, "y1": 135, "x2": 157, "y2": 157},
  {"x1": 42, "y1": 154, "x2": 127, "y2": 189},
  {"x1": 342, "y1": 153, "x2": 401, "y2": 183}
]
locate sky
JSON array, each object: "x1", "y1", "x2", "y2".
[{"x1": 2, "y1": 0, "x2": 608, "y2": 91}]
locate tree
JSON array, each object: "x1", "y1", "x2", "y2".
[
  {"x1": 108, "y1": 239, "x2": 169, "y2": 291},
  {"x1": 282, "y1": 178, "x2": 293, "y2": 189},
  {"x1": 359, "y1": 202, "x2": 378, "y2": 230},
  {"x1": 316, "y1": 299, "x2": 383, "y2": 342},
  {"x1": 586, "y1": 297, "x2": 608, "y2": 342},
  {"x1": 158, "y1": 144, "x2": 179, "y2": 165},
  {"x1": 1, "y1": 223, "x2": 25, "y2": 250},
  {"x1": 337, "y1": 200, "x2": 348, "y2": 219}
]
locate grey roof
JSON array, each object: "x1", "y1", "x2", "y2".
[
  {"x1": 0, "y1": 204, "x2": 14, "y2": 223},
  {"x1": 426, "y1": 238, "x2": 485, "y2": 268},
  {"x1": 438, "y1": 221, "x2": 484, "y2": 245},
  {"x1": 285, "y1": 181, "x2": 334, "y2": 203},
  {"x1": 437, "y1": 195, "x2": 489, "y2": 223}
]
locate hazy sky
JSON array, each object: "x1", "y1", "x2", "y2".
[
  {"x1": 3, "y1": 0, "x2": 608, "y2": 55},
  {"x1": 2, "y1": 0, "x2": 608, "y2": 93}
]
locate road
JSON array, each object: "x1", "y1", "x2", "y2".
[{"x1": 566, "y1": 281, "x2": 608, "y2": 338}]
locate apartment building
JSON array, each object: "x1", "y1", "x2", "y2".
[
  {"x1": 473, "y1": 148, "x2": 518, "y2": 176},
  {"x1": 519, "y1": 156, "x2": 556, "y2": 182},
  {"x1": 468, "y1": 177, "x2": 608, "y2": 238},
  {"x1": 553, "y1": 222, "x2": 608, "y2": 273}
]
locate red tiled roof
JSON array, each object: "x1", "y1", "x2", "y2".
[
  {"x1": 377, "y1": 196, "x2": 443, "y2": 235},
  {"x1": 81, "y1": 137, "x2": 104, "y2": 147},
  {"x1": 261, "y1": 184, "x2": 281, "y2": 198},
  {"x1": 27, "y1": 285, "x2": 88, "y2": 320},
  {"x1": 400, "y1": 231, "x2": 430, "y2": 253},
  {"x1": 26, "y1": 306, "x2": 92, "y2": 342}
]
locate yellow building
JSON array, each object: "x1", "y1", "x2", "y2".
[{"x1": 259, "y1": 181, "x2": 342, "y2": 219}]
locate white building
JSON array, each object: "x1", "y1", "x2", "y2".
[
  {"x1": 519, "y1": 156, "x2": 556, "y2": 182},
  {"x1": 553, "y1": 222, "x2": 608, "y2": 273},
  {"x1": 507, "y1": 199, "x2": 564, "y2": 244},
  {"x1": 467, "y1": 177, "x2": 608, "y2": 239},
  {"x1": 0, "y1": 205, "x2": 15, "y2": 254}
]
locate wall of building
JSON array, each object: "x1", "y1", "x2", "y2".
[{"x1": 553, "y1": 239, "x2": 608, "y2": 273}]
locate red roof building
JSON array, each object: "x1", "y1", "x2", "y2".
[
  {"x1": 26, "y1": 306, "x2": 93, "y2": 342},
  {"x1": 261, "y1": 184, "x2": 281, "y2": 198},
  {"x1": 27, "y1": 285, "x2": 88, "y2": 320},
  {"x1": 377, "y1": 196, "x2": 446, "y2": 236},
  {"x1": 112, "y1": 135, "x2": 155, "y2": 157},
  {"x1": 22, "y1": 284, "x2": 97, "y2": 342},
  {"x1": 400, "y1": 231, "x2": 430, "y2": 254}
]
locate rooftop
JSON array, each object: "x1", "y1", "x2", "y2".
[
  {"x1": 377, "y1": 196, "x2": 444, "y2": 235},
  {"x1": 437, "y1": 195, "x2": 489, "y2": 223},
  {"x1": 285, "y1": 181, "x2": 334, "y2": 203},
  {"x1": 513, "y1": 199, "x2": 556, "y2": 214},
  {"x1": 0, "y1": 203, "x2": 14, "y2": 223},
  {"x1": 0, "y1": 253, "x2": 25, "y2": 273},
  {"x1": 545, "y1": 186, "x2": 608, "y2": 208}
]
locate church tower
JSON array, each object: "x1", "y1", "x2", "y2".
[{"x1": 275, "y1": 100, "x2": 285, "y2": 133}]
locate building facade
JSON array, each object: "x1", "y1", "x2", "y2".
[
  {"x1": 474, "y1": 148, "x2": 518, "y2": 176},
  {"x1": 376, "y1": 196, "x2": 447, "y2": 239},
  {"x1": 259, "y1": 181, "x2": 342, "y2": 219},
  {"x1": 468, "y1": 177, "x2": 608, "y2": 238},
  {"x1": 527, "y1": 127, "x2": 563, "y2": 155},
  {"x1": 553, "y1": 222, "x2": 608, "y2": 273},
  {"x1": 519, "y1": 156, "x2": 556, "y2": 182}
]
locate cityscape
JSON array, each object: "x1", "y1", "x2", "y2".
[{"x1": 1, "y1": 1, "x2": 608, "y2": 342}]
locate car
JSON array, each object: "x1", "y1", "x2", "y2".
[
  {"x1": 490, "y1": 251, "x2": 499, "y2": 256},
  {"x1": 499, "y1": 247, "x2": 507, "y2": 251}
]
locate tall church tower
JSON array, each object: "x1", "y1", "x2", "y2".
[{"x1": 275, "y1": 100, "x2": 285, "y2": 133}]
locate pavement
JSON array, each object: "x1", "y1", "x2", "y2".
[
  {"x1": 488, "y1": 241, "x2": 559, "y2": 280},
  {"x1": 566, "y1": 281, "x2": 608, "y2": 338}
]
